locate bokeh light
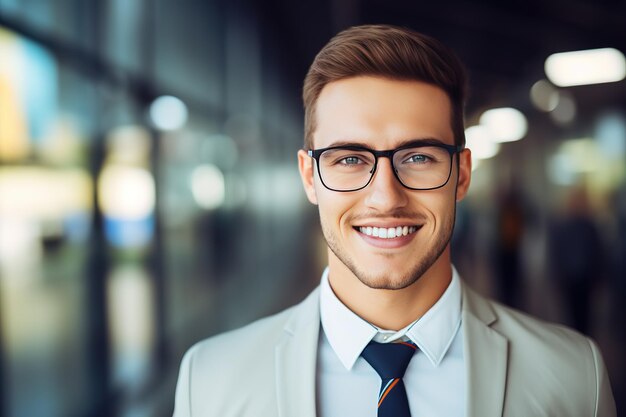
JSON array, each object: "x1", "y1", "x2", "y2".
[
  {"x1": 149, "y1": 95, "x2": 188, "y2": 131},
  {"x1": 479, "y1": 107, "x2": 528, "y2": 143},
  {"x1": 545, "y1": 48, "x2": 626, "y2": 87}
]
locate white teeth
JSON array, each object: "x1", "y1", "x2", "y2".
[{"x1": 358, "y1": 226, "x2": 418, "y2": 239}]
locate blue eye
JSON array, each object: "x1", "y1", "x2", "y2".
[
  {"x1": 406, "y1": 154, "x2": 431, "y2": 164},
  {"x1": 339, "y1": 156, "x2": 363, "y2": 165}
]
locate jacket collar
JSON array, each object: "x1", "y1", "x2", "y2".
[
  {"x1": 275, "y1": 287, "x2": 320, "y2": 417},
  {"x1": 461, "y1": 282, "x2": 509, "y2": 417}
]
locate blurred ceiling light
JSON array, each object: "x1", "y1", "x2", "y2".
[
  {"x1": 98, "y1": 166, "x2": 155, "y2": 220},
  {"x1": 191, "y1": 164, "x2": 225, "y2": 210},
  {"x1": 479, "y1": 107, "x2": 528, "y2": 143},
  {"x1": 465, "y1": 125, "x2": 500, "y2": 160},
  {"x1": 530, "y1": 80, "x2": 560, "y2": 112},
  {"x1": 550, "y1": 90, "x2": 576, "y2": 125},
  {"x1": 545, "y1": 48, "x2": 626, "y2": 87},
  {"x1": 149, "y1": 95, "x2": 188, "y2": 131}
]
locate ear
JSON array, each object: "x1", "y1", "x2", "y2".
[
  {"x1": 298, "y1": 149, "x2": 318, "y2": 205},
  {"x1": 455, "y1": 148, "x2": 472, "y2": 202}
]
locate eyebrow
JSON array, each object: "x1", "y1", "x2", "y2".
[{"x1": 324, "y1": 137, "x2": 448, "y2": 149}]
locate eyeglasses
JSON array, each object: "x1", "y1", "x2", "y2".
[{"x1": 307, "y1": 142, "x2": 463, "y2": 192}]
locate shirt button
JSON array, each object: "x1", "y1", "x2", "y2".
[{"x1": 383, "y1": 335, "x2": 388, "y2": 340}]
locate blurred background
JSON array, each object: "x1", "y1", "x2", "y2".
[{"x1": 0, "y1": 0, "x2": 625, "y2": 415}]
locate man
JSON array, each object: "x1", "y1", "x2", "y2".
[{"x1": 173, "y1": 25, "x2": 616, "y2": 416}]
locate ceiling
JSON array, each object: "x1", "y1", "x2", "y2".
[{"x1": 253, "y1": 0, "x2": 626, "y2": 125}]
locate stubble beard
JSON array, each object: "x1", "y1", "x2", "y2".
[{"x1": 320, "y1": 206, "x2": 456, "y2": 290}]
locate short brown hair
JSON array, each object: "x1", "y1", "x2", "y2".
[{"x1": 303, "y1": 25, "x2": 468, "y2": 148}]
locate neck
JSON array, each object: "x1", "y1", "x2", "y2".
[{"x1": 327, "y1": 250, "x2": 453, "y2": 331}]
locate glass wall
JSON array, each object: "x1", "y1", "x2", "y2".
[{"x1": 0, "y1": 1, "x2": 311, "y2": 416}]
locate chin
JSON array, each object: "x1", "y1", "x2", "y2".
[
  {"x1": 356, "y1": 263, "x2": 427, "y2": 289},
  {"x1": 341, "y1": 241, "x2": 447, "y2": 291},
  {"x1": 358, "y1": 275, "x2": 418, "y2": 290}
]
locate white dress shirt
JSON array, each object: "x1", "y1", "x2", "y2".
[{"x1": 318, "y1": 267, "x2": 466, "y2": 417}]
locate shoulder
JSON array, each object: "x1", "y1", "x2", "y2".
[
  {"x1": 488, "y1": 296, "x2": 593, "y2": 359},
  {"x1": 174, "y1": 289, "x2": 320, "y2": 416},
  {"x1": 463, "y1": 282, "x2": 591, "y2": 354},
  {"x1": 184, "y1": 303, "x2": 298, "y2": 371},
  {"x1": 180, "y1": 285, "x2": 320, "y2": 382},
  {"x1": 174, "y1": 311, "x2": 292, "y2": 417},
  {"x1": 463, "y1": 284, "x2": 616, "y2": 415},
  {"x1": 470, "y1": 287, "x2": 596, "y2": 366}
]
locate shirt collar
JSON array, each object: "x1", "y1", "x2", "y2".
[{"x1": 319, "y1": 266, "x2": 462, "y2": 370}]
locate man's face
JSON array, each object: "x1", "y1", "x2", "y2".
[{"x1": 298, "y1": 76, "x2": 471, "y2": 290}]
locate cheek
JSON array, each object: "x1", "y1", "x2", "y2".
[
  {"x1": 315, "y1": 189, "x2": 358, "y2": 229},
  {"x1": 415, "y1": 192, "x2": 456, "y2": 227}
]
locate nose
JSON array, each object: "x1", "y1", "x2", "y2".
[{"x1": 363, "y1": 157, "x2": 409, "y2": 211}]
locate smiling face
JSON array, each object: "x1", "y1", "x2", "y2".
[{"x1": 298, "y1": 76, "x2": 471, "y2": 291}]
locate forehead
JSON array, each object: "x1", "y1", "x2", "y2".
[{"x1": 313, "y1": 76, "x2": 454, "y2": 149}]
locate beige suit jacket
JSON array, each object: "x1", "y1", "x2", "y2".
[{"x1": 173, "y1": 281, "x2": 617, "y2": 416}]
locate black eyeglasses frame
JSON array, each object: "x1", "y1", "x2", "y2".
[{"x1": 307, "y1": 142, "x2": 464, "y2": 192}]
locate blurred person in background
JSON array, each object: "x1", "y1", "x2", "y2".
[
  {"x1": 494, "y1": 186, "x2": 526, "y2": 309},
  {"x1": 173, "y1": 25, "x2": 616, "y2": 416},
  {"x1": 549, "y1": 187, "x2": 605, "y2": 334}
]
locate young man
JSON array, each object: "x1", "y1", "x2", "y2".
[{"x1": 173, "y1": 25, "x2": 616, "y2": 417}]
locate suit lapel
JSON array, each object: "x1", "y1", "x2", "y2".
[
  {"x1": 272, "y1": 281, "x2": 509, "y2": 416},
  {"x1": 275, "y1": 288, "x2": 320, "y2": 417},
  {"x1": 461, "y1": 284, "x2": 509, "y2": 417}
]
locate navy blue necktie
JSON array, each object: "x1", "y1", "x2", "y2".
[{"x1": 361, "y1": 341, "x2": 417, "y2": 417}]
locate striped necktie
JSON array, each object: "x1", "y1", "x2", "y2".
[{"x1": 361, "y1": 340, "x2": 417, "y2": 417}]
